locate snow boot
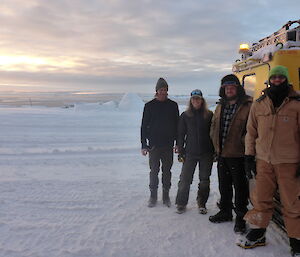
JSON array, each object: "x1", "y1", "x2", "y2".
[
  {"x1": 209, "y1": 210, "x2": 232, "y2": 223},
  {"x1": 236, "y1": 228, "x2": 266, "y2": 249},
  {"x1": 198, "y1": 207, "x2": 207, "y2": 215},
  {"x1": 176, "y1": 205, "x2": 186, "y2": 214},
  {"x1": 216, "y1": 200, "x2": 234, "y2": 210},
  {"x1": 162, "y1": 189, "x2": 171, "y2": 207},
  {"x1": 197, "y1": 182, "x2": 209, "y2": 211},
  {"x1": 147, "y1": 190, "x2": 157, "y2": 208},
  {"x1": 198, "y1": 204, "x2": 207, "y2": 215},
  {"x1": 234, "y1": 216, "x2": 246, "y2": 234},
  {"x1": 290, "y1": 238, "x2": 300, "y2": 257}
]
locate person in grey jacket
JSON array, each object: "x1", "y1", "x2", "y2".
[{"x1": 175, "y1": 89, "x2": 214, "y2": 214}]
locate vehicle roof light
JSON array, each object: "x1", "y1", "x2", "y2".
[{"x1": 239, "y1": 43, "x2": 250, "y2": 50}]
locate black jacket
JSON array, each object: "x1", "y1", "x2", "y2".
[
  {"x1": 141, "y1": 98, "x2": 179, "y2": 149},
  {"x1": 178, "y1": 109, "x2": 214, "y2": 157}
]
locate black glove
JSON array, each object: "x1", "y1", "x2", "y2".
[
  {"x1": 213, "y1": 153, "x2": 218, "y2": 162},
  {"x1": 244, "y1": 155, "x2": 256, "y2": 179},
  {"x1": 178, "y1": 153, "x2": 185, "y2": 163}
]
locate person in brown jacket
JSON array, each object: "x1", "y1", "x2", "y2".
[
  {"x1": 209, "y1": 74, "x2": 252, "y2": 234},
  {"x1": 237, "y1": 66, "x2": 300, "y2": 257}
]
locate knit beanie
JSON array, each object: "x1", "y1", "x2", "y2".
[
  {"x1": 155, "y1": 78, "x2": 169, "y2": 91},
  {"x1": 267, "y1": 65, "x2": 290, "y2": 108},
  {"x1": 221, "y1": 74, "x2": 241, "y2": 87},
  {"x1": 269, "y1": 65, "x2": 290, "y2": 83}
]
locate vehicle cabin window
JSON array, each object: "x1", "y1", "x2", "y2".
[{"x1": 243, "y1": 74, "x2": 256, "y2": 97}]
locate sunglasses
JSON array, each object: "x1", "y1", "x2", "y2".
[
  {"x1": 270, "y1": 75, "x2": 286, "y2": 80},
  {"x1": 191, "y1": 90, "x2": 203, "y2": 97}
]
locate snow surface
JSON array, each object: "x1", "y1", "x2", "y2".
[{"x1": 0, "y1": 93, "x2": 290, "y2": 257}]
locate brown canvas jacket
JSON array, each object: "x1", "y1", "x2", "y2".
[
  {"x1": 245, "y1": 89, "x2": 300, "y2": 164},
  {"x1": 210, "y1": 95, "x2": 253, "y2": 157}
]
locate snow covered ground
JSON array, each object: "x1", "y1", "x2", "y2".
[{"x1": 0, "y1": 93, "x2": 290, "y2": 257}]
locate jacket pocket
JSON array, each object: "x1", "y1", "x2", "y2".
[
  {"x1": 256, "y1": 112, "x2": 272, "y2": 137},
  {"x1": 275, "y1": 113, "x2": 298, "y2": 148},
  {"x1": 277, "y1": 113, "x2": 297, "y2": 126}
]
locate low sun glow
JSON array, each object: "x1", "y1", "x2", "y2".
[{"x1": 0, "y1": 55, "x2": 82, "y2": 72}]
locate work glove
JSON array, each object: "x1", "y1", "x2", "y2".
[
  {"x1": 141, "y1": 148, "x2": 148, "y2": 156},
  {"x1": 244, "y1": 155, "x2": 256, "y2": 180},
  {"x1": 174, "y1": 145, "x2": 179, "y2": 153},
  {"x1": 178, "y1": 153, "x2": 186, "y2": 163},
  {"x1": 213, "y1": 153, "x2": 218, "y2": 162},
  {"x1": 141, "y1": 145, "x2": 151, "y2": 156}
]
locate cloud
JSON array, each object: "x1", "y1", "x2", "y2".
[{"x1": 0, "y1": 0, "x2": 299, "y2": 93}]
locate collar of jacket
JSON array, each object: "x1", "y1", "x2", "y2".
[
  {"x1": 260, "y1": 86, "x2": 299, "y2": 114},
  {"x1": 261, "y1": 85, "x2": 299, "y2": 101},
  {"x1": 287, "y1": 88, "x2": 300, "y2": 100}
]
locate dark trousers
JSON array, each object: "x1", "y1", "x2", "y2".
[
  {"x1": 217, "y1": 157, "x2": 249, "y2": 218},
  {"x1": 175, "y1": 153, "x2": 213, "y2": 206},
  {"x1": 149, "y1": 146, "x2": 173, "y2": 191}
]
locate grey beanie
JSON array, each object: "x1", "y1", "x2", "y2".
[{"x1": 155, "y1": 77, "x2": 169, "y2": 91}]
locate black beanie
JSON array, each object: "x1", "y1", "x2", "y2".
[
  {"x1": 219, "y1": 74, "x2": 245, "y2": 98},
  {"x1": 221, "y1": 74, "x2": 241, "y2": 87},
  {"x1": 156, "y1": 78, "x2": 169, "y2": 91}
]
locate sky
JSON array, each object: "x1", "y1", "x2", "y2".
[{"x1": 0, "y1": 0, "x2": 299, "y2": 95}]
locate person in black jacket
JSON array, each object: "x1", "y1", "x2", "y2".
[
  {"x1": 175, "y1": 89, "x2": 214, "y2": 214},
  {"x1": 141, "y1": 78, "x2": 179, "y2": 207}
]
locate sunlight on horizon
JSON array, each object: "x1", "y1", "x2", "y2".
[{"x1": 0, "y1": 55, "x2": 84, "y2": 72}]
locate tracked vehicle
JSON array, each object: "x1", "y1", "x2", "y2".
[{"x1": 233, "y1": 20, "x2": 300, "y2": 232}]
